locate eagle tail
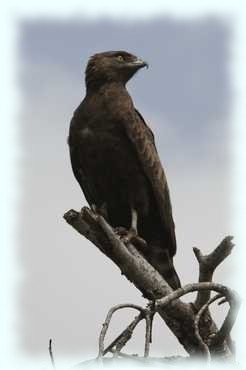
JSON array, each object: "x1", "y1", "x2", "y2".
[
  {"x1": 160, "y1": 255, "x2": 181, "y2": 290},
  {"x1": 147, "y1": 244, "x2": 181, "y2": 290}
]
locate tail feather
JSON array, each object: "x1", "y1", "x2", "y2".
[
  {"x1": 147, "y1": 243, "x2": 181, "y2": 290},
  {"x1": 159, "y1": 256, "x2": 181, "y2": 290}
]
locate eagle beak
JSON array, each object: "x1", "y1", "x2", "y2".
[{"x1": 128, "y1": 58, "x2": 149, "y2": 69}]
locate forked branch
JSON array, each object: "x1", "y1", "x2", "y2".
[
  {"x1": 193, "y1": 236, "x2": 235, "y2": 310},
  {"x1": 98, "y1": 303, "x2": 155, "y2": 358},
  {"x1": 64, "y1": 207, "x2": 240, "y2": 358}
]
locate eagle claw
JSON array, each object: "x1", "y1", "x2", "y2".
[{"x1": 114, "y1": 227, "x2": 148, "y2": 253}]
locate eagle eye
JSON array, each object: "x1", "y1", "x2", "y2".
[{"x1": 116, "y1": 55, "x2": 124, "y2": 62}]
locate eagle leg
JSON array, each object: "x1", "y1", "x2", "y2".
[
  {"x1": 116, "y1": 208, "x2": 148, "y2": 253},
  {"x1": 131, "y1": 208, "x2": 138, "y2": 232}
]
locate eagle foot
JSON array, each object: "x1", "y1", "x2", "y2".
[
  {"x1": 114, "y1": 227, "x2": 148, "y2": 253},
  {"x1": 91, "y1": 203, "x2": 108, "y2": 219}
]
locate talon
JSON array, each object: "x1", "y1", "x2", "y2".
[
  {"x1": 91, "y1": 203, "x2": 108, "y2": 218},
  {"x1": 115, "y1": 227, "x2": 148, "y2": 253},
  {"x1": 114, "y1": 227, "x2": 128, "y2": 237},
  {"x1": 131, "y1": 235, "x2": 148, "y2": 253},
  {"x1": 122, "y1": 227, "x2": 138, "y2": 245},
  {"x1": 114, "y1": 227, "x2": 138, "y2": 244},
  {"x1": 114, "y1": 207, "x2": 148, "y2": 252}
]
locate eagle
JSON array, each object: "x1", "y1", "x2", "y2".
[{"x1": 68, "y1": 51, "x2": 181, "y2": 290}]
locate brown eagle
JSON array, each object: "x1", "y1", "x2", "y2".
[{"x1": 68, "y1": 51, "x2": 180, "y2": 289}]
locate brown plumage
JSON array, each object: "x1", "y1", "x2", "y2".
[{"x1": 68, "y1": 51, "x2": 180, "y2": 289}]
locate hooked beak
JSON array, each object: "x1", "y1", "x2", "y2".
[{"x1": 127, "y1": 58, "x2": 149, "y2": 69}]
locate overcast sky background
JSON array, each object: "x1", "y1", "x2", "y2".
[{"x1": 18, "y1": 17, "x2": 234, "y2": 361}]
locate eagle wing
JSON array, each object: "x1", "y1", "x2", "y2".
[
  {"x1": 69, "y1": 145, "x2": 94, "y2": 206},
  {"x1": 123, "y1": 109, "x2": 177, "y2": 256},
  {"x1": 68, "y1": 115, "x2": 99, "y2": 208}
]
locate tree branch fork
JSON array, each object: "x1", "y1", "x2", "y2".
[{"x1": 64, "y1": 207, "x2": 241, "y2": 361}]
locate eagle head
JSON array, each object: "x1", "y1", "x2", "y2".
[{"x1": 85, "y1": 51, "x2": 148, "y2": 89}]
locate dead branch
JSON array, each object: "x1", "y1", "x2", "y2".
[
  {"x1": 64, "y1": 207, "x2": 240, "y2": 358},
  {"x1": 64, "y1": 208, "x2": 202, "y2": 355},
  {"x1": 155, "y1": 282, "x2": 236, "y2": 308},
  {"x1": 98, "y1": 304, "x2": 146, "y2": 357},
  {"x1": 98, "y1": 303, "x2": 155, "y2": 358},
  {"x1": 194, "y1": 294, "x2": 223, "y2": 361},
  {"x1": 144, "y1": 311, "x2": 152, "y2": 357},
  {"x1": 99, "y1": 283, "x2": 240, "y2": 360},
  {"x1": 48, "y1": 338, "x2": 55, "y2": 369},
  {"x1": 193, "y1": 236, "x2": 234, "y2": 310},
  {"x1": 109, "y1": 349, "x2": 139, "y2": 358},
  {"x1": 210, "y1": 291, "x2": 241, "y2": 352},
  {"x1": 155, "y1": 282, "x2": 241, "y2": 355},
  {"x1": 103, "y1": 313, "x2": 143, "y2": 356}
]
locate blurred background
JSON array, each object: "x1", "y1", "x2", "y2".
[{"x1": 18, "y1": 16, "x2": 233, "y2": 361}]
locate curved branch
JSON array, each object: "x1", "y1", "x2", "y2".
[
  {"x1": 210, "y1": 293, "x2": 241, "y2": 350},
  {"x1": 98, "y1": 304, "x2": 146, "y2": 357},
  {"x1": 194, "y1": 294, "x2": 223, "y2": 361},
  {"x1": 155, "y1": 282, "x2": 241, "y2": 353},
  {"x1": 98, "y1": 302, "x2": 156, "y2": 358},
  {"x1": 98, "y1": 283, "x2": 240, "y2": 360},
  {"x1": 103, "y1": 313, "x2": 143, "y2": 356},
  {"x1": 155, "y1": 282, "x2": 231, "y2": 308}
]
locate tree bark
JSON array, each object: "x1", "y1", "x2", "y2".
[{"x1": 64, "y1": 207, "x2": 240, "y2": 359}]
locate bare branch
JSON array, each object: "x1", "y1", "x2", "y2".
[
  {"x1": 48, "y1": 339, "x2": 55, "y2": 369},
  {"x1": 98, "y1": 304, "x2": 146, "y2": 357},
  {"x1": 155, "y1": 282, "x2": 236, "y2": 309},
  {"x1": 144, "y1": 312, "x2": 152, "y2": 357},
  {"x1": 193, "y1": 236, "x2": 234, "y2": 310},
  {"x1": 109, "y1": 348, "x2": 139, "y2": 359},
  {"x1": 98, "y1": 302, "x2": 157, "y2": 358},
  {"x1": 194, "y1": 294, "x2": 223, "y2": 361},
  {"x1": 103, "y1": 313, "x2": 143, "y2": 356},
  {"x1": 155, "y1": 282, "x2": 241, "y2": 354},
  {"x1": 210, "y1": 291, "x2": 241, "y2": 351},
  {"x1": 64, "y1": 207, "x2": 239, "y2": 357}
]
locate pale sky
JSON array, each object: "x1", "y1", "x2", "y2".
[{"x1": 18, "y1": 16, "x2": 233, "y2": 362}]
